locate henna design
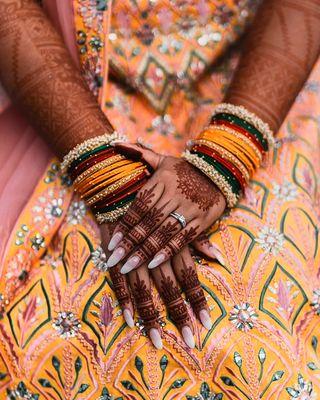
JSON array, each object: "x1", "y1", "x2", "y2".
[
  {"x1": 180, "y1": 264, "x2": 207, "y2": 315},
  {"x1": 164, "y1": 226, "x2": 200, "y2": 258},
  {"x1": 0, "y1": 0, "x2": 113, "y2": 158},
  {"x1": 109, "y1": 267, "x2": 131, "y2": 309},
  {"x1": 131, "y1": 272, "x2": 158, "y2": 331},
  {"x1": 174, "y1": 160, "x2": 221, "y2": 212},
  {"x1": 226, "y1": 0, "x2": 320, "y2": 132},
  {"x1": 123, "y1": 203, "x2": 167, "y2": 252},
  {"x1": 136, "y1": 221, "x2": 180, "y2": 262},
  {"x1": 158, "y1": 269, "x2": 190, "y2": 329},
  {"x1": 118, "y1": 184, "x2": 157, "y2": 233}
]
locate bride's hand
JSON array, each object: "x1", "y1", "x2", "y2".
[{"x1": 106, "y1": 145, "x2": 226, "y2": 274}]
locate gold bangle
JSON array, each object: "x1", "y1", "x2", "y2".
[
  {"x1": 213, "y1": 103, "x2": 275, "y2": 148},
  {"x1": 86, "y1": 168, "x2": 146, "y2": 206},
  {"x1": 193, "y1": 139, "x2": 250, "y2": 182},
  {"x1": 73, "y1": 155, "x2": 126, "y2": 186},
  {"x1": 182, "y1": 150, "x2": 239, "y2": 207},
  {"x1": 96, "y1": 202, "x2": 133, "y2": 224}
]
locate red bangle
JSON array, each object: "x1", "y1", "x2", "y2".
[
  {"x1": 70, "y1": 149, "x2": 116, "y2": 180},
  {"x1": 193, "y1": 144, "x2": 246, "y2": 191}
]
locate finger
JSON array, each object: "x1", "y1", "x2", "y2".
[
  {"x1": 148, "y1": 222, "x2": 200, "y2": 269},
  {"x1": 109, "y1": 264, "x2": 135, "y2": 328},
  {"x1": 151, "y1": 261, "x2": 195, "y2": 349},
  {"x1": 107, "y1": 180, "x2": 164, "y2": 254},
  {"x1": 112, "y1": 199, "x2": 177, "y2": 263},
  {"x1": 113, "y1": 143, "x2": 164, "y2": 170},
  {"x1": 100, "y1": 224, "x2": 135, "y2": 328},
  {"x1": 172, "y1": 247, "x2": 212, "y2": 330},
  {"x1": 128, "y1": 265, "x2": 163, "y2": 349},
  {"x1": 192, "y1": 234, "x2": 218, "y2": 260},
  {"x1": 119, "y1": 217, "x2": 181, "y2": 274}
]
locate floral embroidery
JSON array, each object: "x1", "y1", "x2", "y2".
[
  {"x1": 255, "y1": 226, "x2": 284, "y2": 255},
  {"x1": 66, "y1": 200, "x2": 87, "y2": 225},
  {"x1": 52, "y1": 312, "x2": 82, "y2": 338},
  {"x1": 286, "y1": 374, "x2": 316, "y2": 400},
  {"x1": 6, "y1": 382, "x2": 39, "y2": 400},
  {"x1": 151, "y1": 114, "x2": 176, "y2": 136},
  {"x1": 91, "y1": 247, "x2": 108, "y2": 272},
  {"x1": 229, "y1": 303, "x2": 258, "y2": 332},
  {"x1": 30, "y1": 233, "x2": 45, "y2": 251},
  {"x1": 186, "y1": 382, "x2": 223, "y2": 399},
  {"x1": 272, "y1": 181, "x2": 298, "y2": 202}
]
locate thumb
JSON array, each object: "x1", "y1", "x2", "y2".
[{"x1": 113, "y1": 142, "x2": 163, "y2": 171}]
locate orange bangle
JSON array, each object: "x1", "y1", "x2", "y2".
[{"x1": 82, "y1": 165, "x2": 147, "y2": 200}]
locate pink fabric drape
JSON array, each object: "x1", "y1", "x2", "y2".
[{"x1": 0, "y1": 0, "x2": 77, "y2": 263}]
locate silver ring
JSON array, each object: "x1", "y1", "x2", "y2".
[{"x1": 170, "y1": 211, "x2": 187, "y2": 228}]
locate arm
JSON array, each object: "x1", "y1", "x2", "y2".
[
  {"x1": 226, "y1": 0, "x2": 320, "y2": 132},
  {"x1": 0, "y1": 0, "x2": 113, "y2": 158}
]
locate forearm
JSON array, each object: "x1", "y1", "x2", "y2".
[
  {"x1": 0, "y1": 0, "x2": 113, "y2": 158},
  {"x1": 225, "y1": 0, "x2": 320, "y2": 133}
]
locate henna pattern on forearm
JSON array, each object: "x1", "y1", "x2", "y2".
[
  {"x1": 174, "y1": 161, "x2": 222, "y2": 212},
  {"x1": 0, "y1": 0, "x2": 113, "y2": 158},
  {"x1": 157, "y1": 269, "x2": 190, "y2": 330},
  {"x1": 180, "y1": 263, "x2": 207, "y2": 315},
  {"x1": 131, "y1": 272, "x2": 159, "y2": 331},
  {"x1": 226, "y1": 0, "x2": 320, "y2": 132}
]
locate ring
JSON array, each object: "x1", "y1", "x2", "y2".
[{"x1": 170, "y1": 211, "x2": 187, "y2": 228}]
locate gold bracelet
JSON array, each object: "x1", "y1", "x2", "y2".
[
  {"x1": 96, "y1": 202, "x2": 133, "y2": 224},
  {"x1": 182, "y1": 150, "x2": 239, "y2": 207},
  {"x1": 213, "y1": 103, "x2": 275, "y2": 148}
]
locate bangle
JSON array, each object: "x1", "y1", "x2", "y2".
[
  {"x1": 213, "y1": 103, "x2": 274, "y2": 149},
  {"x1": 61, "y1": 131, "x2": 127, "y2": 172}
]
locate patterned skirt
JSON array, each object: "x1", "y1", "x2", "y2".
[{"x1": 0, "y1": 51, "x2": 320, "y2": 400}]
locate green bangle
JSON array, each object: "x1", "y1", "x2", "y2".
[
  {"x1": 95, "y1": 192, "x2": 136, "y2": 214},
  {"x1": 68, "y1": 144, "x2": 112, "y2": 172},
  {"x1": 213, "y1": 113, "x2": 268, "y2": 151}
]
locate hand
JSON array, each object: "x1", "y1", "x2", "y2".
[
  {"x1": 106, "y1": 147, "x2": 226, "y2": 274},
  {"x1": 101, "y1": 224, "x2": 213, "y2": 349}
]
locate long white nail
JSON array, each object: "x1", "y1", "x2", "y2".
[
  {"x1": 149, "y1": 328, "x2": 163, "y2": 349},
  {"x1": 209, "y1": 245, "x2": 226, "y2": 266},
  {"x1": 182, "y1": 326, "x2": 195, "y2": 349},
  {"x1": 120, "y1": 256, "x2": 140, "y2": 274},
  {"x1": 148, "y1": 253, "x2": 166, "y2": 269},
  {"x1": 123, "y1": 309, "x2": 134, "y2": 328},
  {"x1": 108, "y1": 232, "x2": 123, "y2": 251},
  {"x1": 199, "y1": 309, "x2": 213, "y2": 330},
  {"x1": 107, "y1": 247, "x2": 125, "y2": 267}
]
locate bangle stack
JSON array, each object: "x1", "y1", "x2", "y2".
[
  {"x1": 62, "y1": 133, "x2": 149, "y2": 223},
  {"x1": 182, "y1": 103, "x2": 274, "y2": 207}
]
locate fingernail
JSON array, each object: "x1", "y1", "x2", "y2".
[
  {"x1": 199, "y1": 309, "x2": 213, "y2": 330},
  {"x1": 148, "y1": 253, "x2": 165, "y2": 269},
  {"x1": 107, "y1": 247, "x2": 125, "y2": 267},
  {"x1": 209, "y1": 245, "x2": 226, "y2": 266},
  {"x1": 123, "y1": 309, "x2": 134, "y2": 328},
  {"x1": 182, "y1": 326, "x2": 195, "y2": 349},
  {"x1": 149, "y1": 328, "x2": 163, "y2": 349},
  {"x1": 108, "y1": 232, "x2": 123, "y2": 251},
  {"x1": 120, "y1": 256, "x2": 140, "y2": 274}
]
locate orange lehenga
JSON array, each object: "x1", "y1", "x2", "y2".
[{"x1": 0, "y1": 1, "x2": 320, "y2": 399}]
